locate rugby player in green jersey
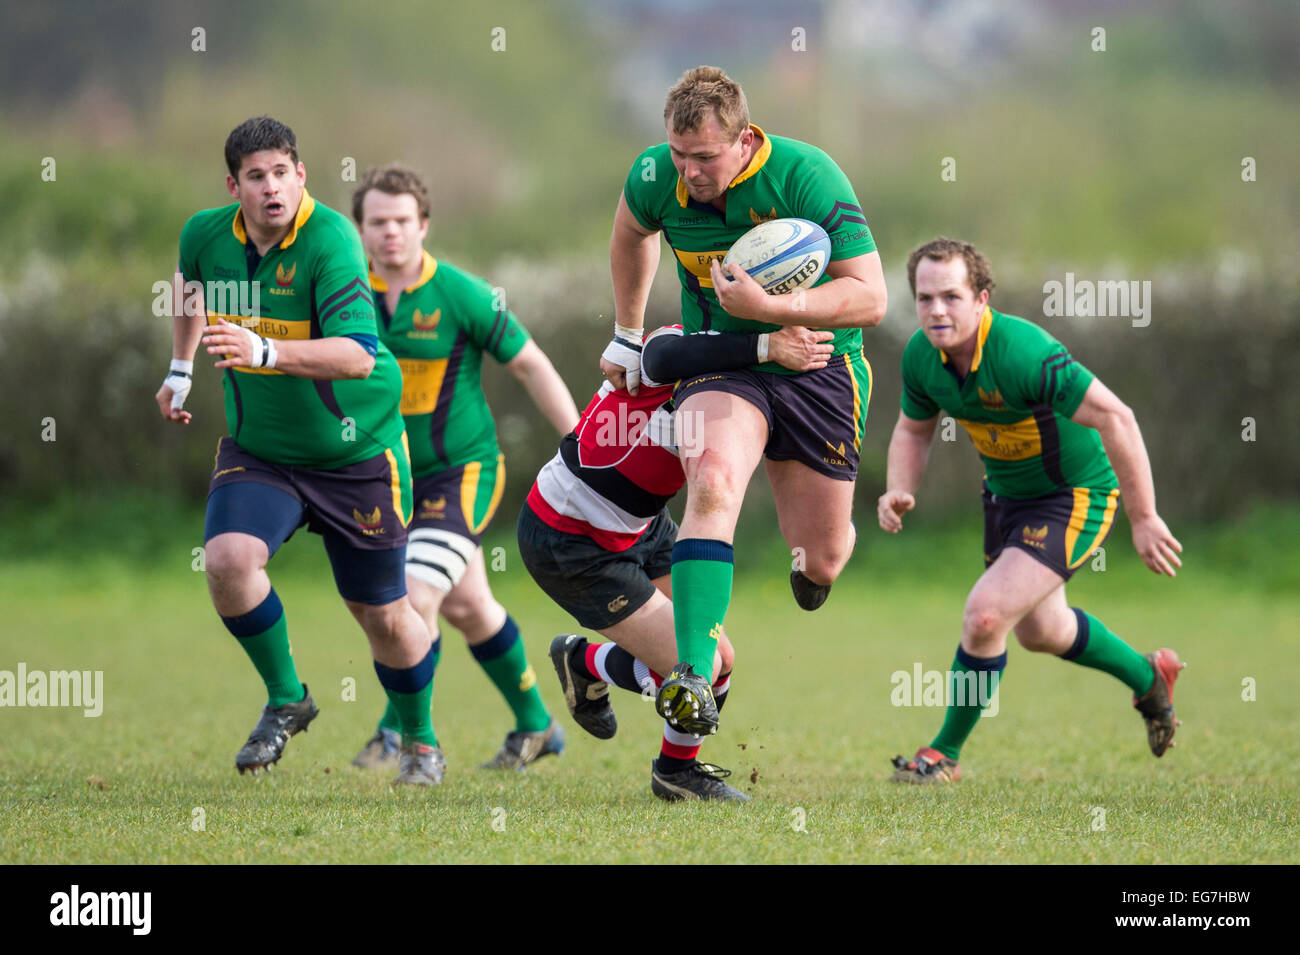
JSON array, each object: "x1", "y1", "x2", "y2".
[
  {"x1": 601, "y1": 67, "x2": 887, "y2": 737},
  {"x1": 154, "y1": 117, "x2": 441, "y2": 785},
  {"x1": 350, "y1": 164, "x2": 580, "y2": 775},
  {"x1": 877, "y1": 238, "x2": 1186, "y2": 782}
]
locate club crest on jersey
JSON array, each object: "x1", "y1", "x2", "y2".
[
  {"x1": 269, "y1": 262, "x2": 296, "y2": 295},
  {"x1": 353, "y1": 506, "x2": 385, "y2": 535},
  {"x1": 978, "y1": 387, "x2": 1006, "y2": 410},
  {"x1": 412, "y1": 308, "x2": 441, "y2": 332},
  {"x1": 417, "y1": 496, "x2": 447, "y2": 520},
  {"x1": 749, "y1": 206, "x2": 779, "y2": 225},
  {"x1": 1021, "y1": 524, "x2": 1049, "y2": 548}
]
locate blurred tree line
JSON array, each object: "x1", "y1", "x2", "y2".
[{"x1": 1, "y1": 0, "x2": 1296, "y2": 536}]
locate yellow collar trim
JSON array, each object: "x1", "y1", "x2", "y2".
[
  {"x1": 940, "y1": 307, "x2": 994, "y2": 370},
  {"x1": 674, "y1": 124, "x2": 772, "y2": 207},
  {"x1": 728, "y1": 124, "x2": 771, "y2": 189},
  {"x1": 231, "y1": 189, "x2": 316, "y2": 249},
  {"x1": 370, "y1": 250, "x2": 438, "y2": 294}
]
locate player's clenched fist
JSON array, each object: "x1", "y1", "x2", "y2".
[
  {"x1": 767, "y1": 326, "x2": 834, "y2": 372},
  {"x1": 877, "y1": 489, "x2": 915, "y2": 533},
  {"x1": 709, "y1": 258, "x2": 770, "y2": 322},
  {"x1": 156, "y1": 359, "x2": 194, "y2": 424}
]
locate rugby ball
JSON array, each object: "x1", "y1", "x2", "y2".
[{"x1": 722, "y1": 218, "x2": 831, "y2": 294}]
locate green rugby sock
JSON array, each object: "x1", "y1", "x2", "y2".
[
  {"x1": 378, "y1": 634, "x2": 439, "y2": 733},
  {"x1": 221, "y1": 589, "x2": 304, "y2": 708},
  {"x1": 670, "y1": 539, "x2": 734, "y2": 676},
  {"x1": 929, "y1": 647, "x2": 1005, "y2": 761},
  {"x1": 471, "y1": 616, "x2": 550, "y2": 733},
  {"x1": 374, "y1": 647, "x2": 438, "y2": 747},
  {"x1": 1060, "y1": 609, "x2": 1154, "y2": 695}
]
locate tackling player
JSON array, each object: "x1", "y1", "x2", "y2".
[
  {"x1": 350, "y1": 164, "x2": 579, "y2": 777},
  {"x1": 878, "y1": 237, "x2": 1185, "y2": 783},
  {"x1": 527, "y1": 324, "x2": 835, "y2": 801},
  {"x1": 154, "y1": 117, "x2": 441, "y2": 785},
  {"x1": 600, "y1": 67, "x2": 887, "y2": 737}
]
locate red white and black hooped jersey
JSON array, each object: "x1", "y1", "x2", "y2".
[{"x1": 526, "y1": 326, "x2": 685, "y2": 551}]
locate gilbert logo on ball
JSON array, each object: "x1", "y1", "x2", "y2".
[{"x1": 722, "y1": 218, "x2": 831, "y2": 294}]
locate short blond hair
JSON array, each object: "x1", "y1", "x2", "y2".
[{"x1": 663, "y1": 66, "x2": 750, "y2": 140}]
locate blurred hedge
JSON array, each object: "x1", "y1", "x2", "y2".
[{"x1": 3, "y1": 248, "x2": 1296, "y2": 539}]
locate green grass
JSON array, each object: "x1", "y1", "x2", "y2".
[{"x1": 2, "y1": 534, "x2": 1297, "y2": 864}]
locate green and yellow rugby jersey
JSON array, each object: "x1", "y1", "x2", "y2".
[
  {"x1": 900, "y1": 308, "x2": 1118, "y2": 499},
  {"x1": 179, "y1": 190, "x2": 405, "y2": 469},
  {"x1": 622, "y1": 125, "x2": 876, "y2": 374},
  {"x1": 372, "y1": 252, "x2": 529, "y2": 477}
]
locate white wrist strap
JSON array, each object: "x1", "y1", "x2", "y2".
[
  {"x1": 756, "y1": 333, "x2": 770, "y2": 363},
  {"x1": 169, "y1": 358, "x2": 194, "y2": 375},
  {"x1": 242, "y1": 326, "x2": 278, "y2": 369},
  {"x1": 614, "y1": 323, "x2": 644, "y2": 344}
]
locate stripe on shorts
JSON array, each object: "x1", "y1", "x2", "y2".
[{"x1": 405, "y1": 527, "x2": 477, "y2": 591}]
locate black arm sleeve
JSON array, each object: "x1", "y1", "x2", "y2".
[{"x1": 642, "y1": 331, "x2": 760, "y2": 384}]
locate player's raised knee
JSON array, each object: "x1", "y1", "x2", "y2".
[
  {"x1": 204, "y1": 533, "x2": 267, "y2": 582},
  {"x1": 803, "y1": 546, "x2": 852, "y2": 587},
  {"x1": 684, "y1": 450, "x2": 745, "y2": 514},
  {"x1": 961, "y1": 604, "x2": 1007, "y2": 645}
]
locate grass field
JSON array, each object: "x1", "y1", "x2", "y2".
[{"x1": 3, "y1": 520, "x2": 1298, "y2": 865}]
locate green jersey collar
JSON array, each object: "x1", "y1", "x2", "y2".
[{"x1": 231, "y1": 189, "x2": 317, "y2": 249}]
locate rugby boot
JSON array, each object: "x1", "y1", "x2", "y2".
[
  {"x1": 790, "y1": 570, "x2": 832, "y2": 611},
  {"x1": 351, "y1": 727, "x2": 400, "y2": 769},
  {"x1": 651, "y1": 759, "x2": 750, "y2": 803},
  {"x1": 655, "y1": 662, "x2": 719, "y2": 736},
  {"x1": 394, "y1": 742, "x2": 446, "y2": 786},
  {"x1": 549, "y1": 634, "x2": 617, "y2": 739},
  {"x1": 480, "y1": 718, "x2": 566, "y2": 771},
  {"x1": 889, "y1": 746, "x2": 961, "y2": 784},
  {"x1": 235, "y1": 685, "x2": 319, "y2": 774},
  {"x1": 1133, "y1": 649, "x2": 1185, "y2": 757}
]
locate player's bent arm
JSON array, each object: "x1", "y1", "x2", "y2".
[
  {"x1": 201, "y1": 319, "x2": 375, "y2": 380},
  {"x1": 641, "y1": 326, "x2": 833, "y2": 382},
  {"x1": 609, "y1": 193, "x2": 660, "y2": 335},
  {"x1": 505, "y1": 339, "x2": 580, "y2": 434},
  {"x1": 155, "y1": 271, "x2": 206, "y2": 424},
  {"x1": 878, "y1": 411, "x2": 938, "y2": 533},
  {"x1": 170, "y1": 271, "x2": 206, "y2": 359},
  {"x1": 603, "y1": 194, "x2": 663, "y2": 393},
  {"x1": 715, "y1": 251, "x2": 887, "y2": 329},
  {"x1": 272, "y1": 337, "x2": 375, "y2": 380},
  {"x1": 1070, "y1": 379, "x2": 1157, "y2": 520},
  {"x1": 1070, "y1": 378, "x2": 1183, "y2": 575}
]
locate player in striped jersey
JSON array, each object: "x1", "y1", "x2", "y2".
[
  {"x1": 878, "y1": 238, "x2": 1185, "y2": 783},
  {"x1": 350, "y1": 165, "x2": 579, "y2": 778},
  {"x1": 523, "y1": 323, "x2": 835, "y2": 801}
]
